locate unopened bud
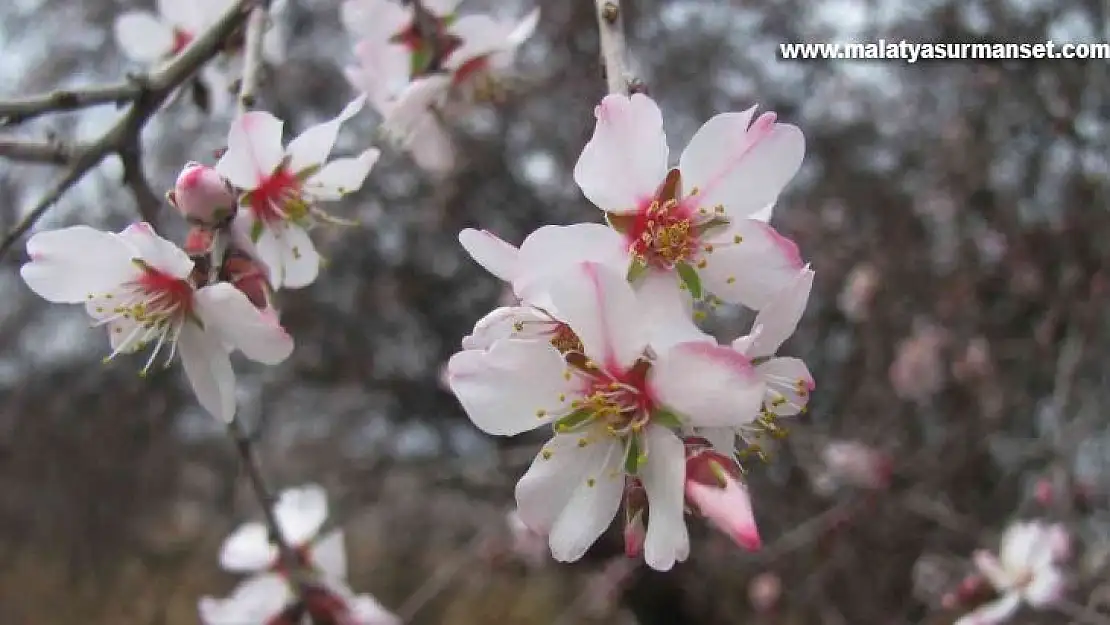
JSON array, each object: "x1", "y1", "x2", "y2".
[
  {"x1": 683, "y1": 442, "x2": 761, "y2": 550},
  {"x1": 173, "y1": 162, "x2": 237, "y2": 226},
  {"x1": 222, "y1": 254, "x2": 271, "y2": 310},
  {"x1": 623, "y1": 478, "x2": 646, "y2": 558}
]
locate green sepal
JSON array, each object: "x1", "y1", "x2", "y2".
[
  {"x1": 675, "y1": 262, "x2": 702, "y2": 299},
  {"x1": 626, "y1": 258, "x2": 649, "y2": 283},
  {"x1": 553, "y1": 408, "x2": 594, "y2": 434},
  {"x1": 250, "y1": 218, "x2": 264, "y2": 243},
  {"x1": 652, "y1": 408, "x2": 684, "y2": 430},
  {"x1": 624, "y1": 433, "x2": 647, "y2": 475}
]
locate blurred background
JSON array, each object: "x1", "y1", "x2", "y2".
[{"x1": 1, "y1": 0, "x2": 1108, "y2": 623}]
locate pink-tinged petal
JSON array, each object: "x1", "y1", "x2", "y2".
[
  {"x1": 650, "y1": 341, "x2": 764, "y2": 428},
  {"x1": 21, "y1": 226, "x2": 135, "y2": 303},
  {"x1": 304, "y1": 148, "x2": 380, "y2": 201},
  {"x1": 198, "y1": 573, "x2": 292, "y2": 625},
  {"x1": 741, "y1": 266, "x2": 814, "y2": 359},
  {"x1": 118, "y1": 222, "x2": 194, "y2": 279},
  {"x1": 458, "y1": 228, "x2": 520, "y2": 283},
  {"x1": 178, "y1": 322, "x2": 236, "y2": 422},
  {"x1": 686, "y1": 472, "x2": 761, "y2": 550},
  {"x1": 216, "y1": 111, "x2": 286, "y2": 191},
  {"x1": 515, "y1": 434, "x2": 596, "y2": 535},
  {"x1": 547, "y1": 436, "x2": 625, "y2": 562},
  {"x1": 513, "y1": 223, "x2": 629, "y2": 296},
  {"x1": 114, "y1": 11, "x2": 174, "y2": 63},
  {"x1": 256, "y1": 223, "x2": 321, "y2": 290},
  {"x1": 274, "y1": 484, "x2": 329, "y2": 546},
  {"x1": 218, "y1": 522, "x2": 278, "y2": 573},
  {"x1": 679, "y1": 108, "x2": 805, "y2": 220},
  {"x1": 573, "y1": 93, "x2": 669, "y2": 214},
  {"x1": 1023, "y1": 566, "x2": 1066, "y2": 607},
  {"x1": 422, "y1": 0, "x2": 461, "y2": 16},
  {"x1": 538, "y1": 261, "x2": 649, "y2": 372},
  {"x1": 698, "y1": 219, "x2": 804, "y2": 310},
  {"x1": 194, "y1": 283, "x2": 293, "y2": 365},
  {"x1": 345, "y1": 38, "x2": 412, "y2": 112},
  {"x1": 640, "y1": 427, "x2": 690, "y2": 571},
  {"x1": 953, "y1": 594, "x2": 1022, "y2": 625},
  {"x1": 636, "y1": 271, "x2": 713, "y2": 352},
  {"x1": 286, "y1": 96, "x2": 367, "y2": 173},
  {"x1": 973, "y1": 550, "x2": 1011, "y2": 591},
  {"x1": 404, "y1": 111, "x2": 457, "y2": 175},
  {"x1": 157, "y1": 0, "x2": 207, "y2": 32},
  {"x1": 447, "y1": 339, "x2": 578, "y2": 435},
  {"x1": 460, "y1": 306, "x2": 550, "y2": 351},
  {"x1": 310, "y1": 529, "x2": 348, "y2": 579},
  {"x1": 174, "y1": 162, "x2": 237, "y2": 225},
  {"x1": 444, "y1": 14, "x2": 511, "y2": 68},
  {"x1": 508, "y1": 8, "x2": 541, "y2": 46},
  {"x1": 756, "y1": 357, "x2": 813, "y2": 416}
]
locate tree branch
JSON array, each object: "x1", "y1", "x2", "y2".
[
  {"x1": 0, "y1": 0, "x2": 255, "y2": 261},
  {"x1": 236, "y1": 0, "x2": 272, "y2": 114},
  {"x1": 0, "y1": 81, "x2": 141, "y2": 127},
  {"x1": 0, "y1": 136, "x2": 83, "y2": 164},
  {"x1": 593, "y1": 0, "x2": 638, "y2": 95}
]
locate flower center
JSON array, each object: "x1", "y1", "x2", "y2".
[
  {"x1": 251, "y1": 167, "x2": 308, "y2": 223},
  {"x1": 628, "y1": 197, "x2": 697, "y2": 268},
  {"x1": 548, "y1": 322, "x2": 584, "y2": 355},
  {"x1": 569, "y1": 360, "x2": 655, "y2": 438}
]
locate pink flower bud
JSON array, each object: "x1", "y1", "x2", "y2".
[
  {"x1": 684, "y1": 442, "x2": 761, "y2": 550},
  {"x1": 222, "y1": 254, "x2": 271, "y2": 310},
  {"x1": 172, "y1": 162, "x2": 237, "y2": 225}
]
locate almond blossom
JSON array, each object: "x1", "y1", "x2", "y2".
[
  {"x1": 201, "y1": 484, "x2": 400, "y2": 625},
  {"x1": 19, "y1": 223, "x2": 293, "y2": 422},
  {"x1": 955, "y1": 520, "x2": 1070, "y2": 625},
  {"x1": 573, "y1": 93, "x2": 806, "y2": 312},
  {"x1": 447, "y1": 261, "x2": 766, "y2": 570},
  {"x1": 215, "y1": 97, "x2": 380, "y2": 289},
  {"x1": 115, "y1": 0, "x2": 285, "y2": 66},
  {"x1": 683, "y1": 437, "x2": 761, "y2": 550}
]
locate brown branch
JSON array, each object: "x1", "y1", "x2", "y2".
[
  {"x1": 236, "y1": 0, "x2": 273, "y2": 114},
  {"x1": 0, "y1": 0, "x2": 256, "y2": 261},
  {"x1": 0, "y1": 136, "x2": 84, "y2": 164},
  {"x1": 118, "y1": 136, "x2": 163, "y2": 227},
  {"x1": 0, "y1": 81, "x2": 141, "y2": 127},
  {"x1": 593, "y1": 0, "x2": 638, "y2": 95}
]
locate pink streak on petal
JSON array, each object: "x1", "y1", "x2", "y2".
[
  {"x1": 582, "y1": 261, "x2": 620, "y2": 373},
  {"x1": 685, "y1": 476, "x2": 761, "y2": 551},
  {"x1": 695, "y1": 111, "x2": 778, "y2": 204},
  {"x1": 673, "y1": 340, "x2": 757, "y2": 381},
  {"x1": 755, "y1": 221, "x2": 804, "y2": 270}
]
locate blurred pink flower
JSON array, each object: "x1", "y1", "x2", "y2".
[
  {"x1": 889, "y1": 323, "x2": 947, "y2": 402},
  {"x1": 817, "y1": 440, "x2": 892, "y2": 491},
  {"x1": 838, "y1": 263, "x2": 880, "y2": 321}
]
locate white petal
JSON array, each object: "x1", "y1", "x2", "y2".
[
  {"x1": 650, "y1": 341, "x2": 765, "y2": 428},
  {"x1": 114, "y1": 12, "x2": 174, "y2": 63},
  {"x1": 741, "y1": 266, "x2": 813, "y2": 358},
  {"x1": 198, "y1": 573, "x2": 292, "y2": 625},
  {"x1": 257, "y1": 223, "x2": 321, "y2": 290},
  {"x1": 460, "y1": 306, "x2": 551, "y2": 351},
  {"x1": 640, "y1": 427, "x2": 690, "y2": 571},
  {"x1": 679, "y1": 108, "x2": 805, "y2": 220},
  {"x1": 345, "y1": 37, "x2": 412, "y2": 110},
  {"x1": 216, "y1": 111, "x2": 286, "y2": 190},
  {"x1": 515, "y1": 434, "x2": 594, "y2": 535},
  {"x1": 422, "y1": 0, "x2": 461, "y2": 16},
  {"x1": 342, "y1": 0, "x2": 411, "y2": 38},
  {"x1": 443, "y1": 15, "x2": 512, "y2": 70},
  {"x1": 178, "y1": 321, "x2": 237, "y2": 422},
  {"x1": 1023, "y1": 567, "x2": 1065, "y2": 607},
  {"x1": 304, "y1": 148, "x2": 380, "y2": 201},
  {"x1": 538, "y1": 261, "x2": 649, "y2": 372},
  {"x1": 513, "y1": 223, "x2": 629, "y2": 297},
  {"x1": 1000, "y1": 522, "x2": 1037, "y2": 569},
  {"x1": 447, "y1": 338, "x2": 578, "y2": 435},
  {"x1": 547, "y1": 437, "x2": 624, "y2": 562},
  {"x1": 194, "y1": 283, "x2": 294, "y2": 364},
  {"x1": 118, "y1": 222, "x2": 194, "y2": 279},
  {"x1": 698, "y1": 219, "x2": 805, "y2": 310},
  {"x1": 573, "y1": 93, "x2": 669, "y2": 213},
  {"x1": 218, "y1": 522, "x2": 278, "y2": 573},
  {"x1": 635, "y1": 271, "x2": 713, "y2": 352},
  {"x1": 508, "y1": 8, "x2": 541, "y2": 46},
  {"x1": 404, "y1": 112, "x2": 457, "y2": 175},
  {"x1": 21, "y1": 226, "x2": 135, "y2": 303},
  {"x1": 756, "y1": 357, "x2": 813, "y2": 416},
  {"x1": 700, "y1": 427, "x2": 738, "y2": 456},
  {"x1": 458, "y1": 228, "x2": 520, "y2": 283},
  {"x1": 310, "y1": 529, "x2": 348, "y2": 579},
  {"x1": 286, "y1": 97, "x2": 367, "y2": 173},
  {"x1": 953, "y1": 594, "x2": 1022, "y2": 625},
  {"x1": 274, "y1": 483, "x2": 329, "y2": 546}
]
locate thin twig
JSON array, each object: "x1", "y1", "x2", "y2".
[
  {"x1": 0, "y1": 81, "x2": 142, "y2": 127},
  {"x1": 236, "y1": 0, "x2": 272, "y2": 114},
  {"x1": 0, "y1": 0, "x2": 255, "y2": 261},
  {"x1": 227, "y1": 418, "x2": 301, "y2": 569},
  {"x1": 0, "y1": 136, "x2": 83, "y2": 164},
  {"x1": 593, "y1": 0, "x2": 638, "y2": 95}
]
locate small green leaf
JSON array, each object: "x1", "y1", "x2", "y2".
[
  {"x1": 624, "y1": 433, "x2": 647, "y2": 474},
  {"x1": 410, "y1": 47, "x2": 431, "y2": 78},
  {"x1": 626, "y1": 258, "x2": 649, "y2": 283},
  {"x1": 652, "y1": 409, "x2": 684, "y2": 430},
  {"x1": 295, "y1": 164, "x2": 321, "y2": 182},
  {"x1": 553, "y1": 408, "x2": 594, "y2": 434},
  {"x1": 250, "y1": 218, "x2": 264, "y2": 243},
  {"x1": 675, "y1": 262, "x2": 702, "y2": 299}
]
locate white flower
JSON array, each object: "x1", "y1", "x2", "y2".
[
  {"x1": 199, "y1": 574, "x2": 400, "y2": 625},
  {"x1": 215, "y1": 98, "x2": 380, "y2": 289},
  {"x1": 447, "y1": 261, "x2": 766, "y2": 571},
  {"x1": 573, "y1": 93, "x2": 806, "y2": 312},
  {"x1": 115, "y1": 0, "x2": 285, "y2": 65},
  {"x1": 440, "y1": 8, "x2": 540, "y2": 103},
  {"x1": 956, "y1": 521, "x2": 1070, "y2": 625},
  {"x1": 20, "y1": 223, "x2": 293, "y2": 422}
]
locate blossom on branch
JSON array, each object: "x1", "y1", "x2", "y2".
[
  {"x1": 200, "y1": 484, "x2": 400, "y2": 625},
  {"x1": 19, "y1": 223, "x2": 293, "y2": 422},
  {"x1": 955, "y1": 520, "x2": 1070, "y2": 625},
  {"x1": 115, "y1": 0, "x2": 285, "y2": 65},
  {"x1": 448, "y1": 261, "x2": 767, "y2": 570},
  {"x1": 215, "y1": 97, "x2": 379, "y2": 289}
]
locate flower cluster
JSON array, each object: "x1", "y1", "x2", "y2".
[
  {"x1": 200, "y1": 484, "x2": 400, "y2": 625},
  {"x1": 341, "y1": 0, "x2": 539, "y2": 174},
  {"x1": 955, "y1": 520, "x2": 1070, "y2": 625},
  {"x1": 19, "y1": 97, "x2": 377, "y2": 422},
  {"x1": 446, "y1": 92, "x2": 812, "y2": 570}
]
